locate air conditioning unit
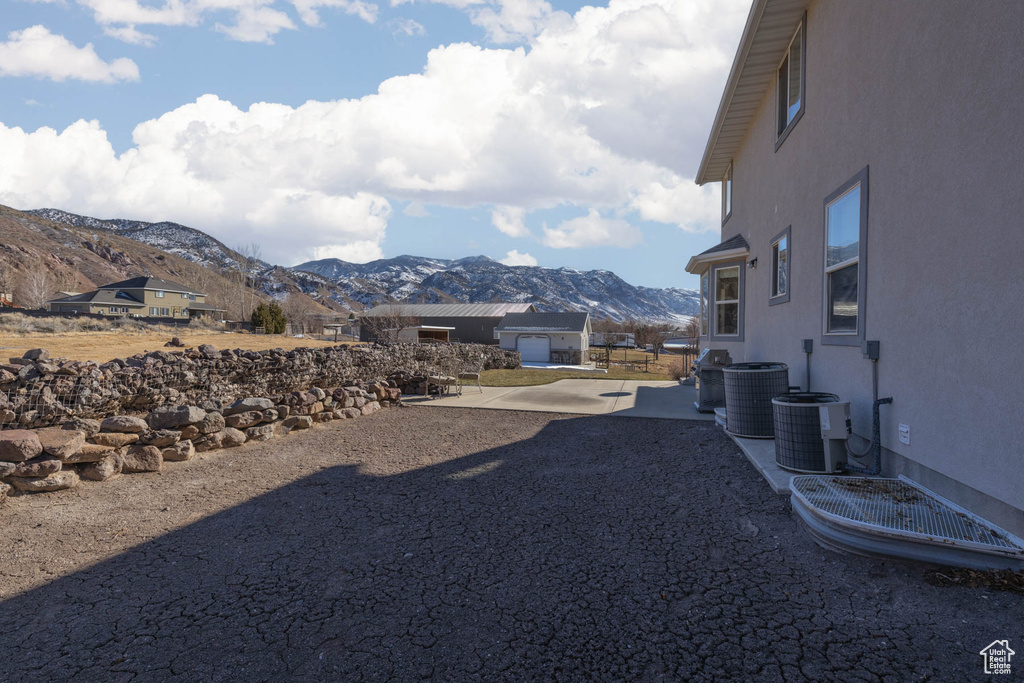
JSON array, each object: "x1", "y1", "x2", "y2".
[{"x1": 772, "y1": 393, "x2": 850, "y2": 473}]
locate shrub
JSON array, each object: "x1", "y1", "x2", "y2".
[
  {"x1": 251, "y1": 302, "x2": 286, "y2": 334},
  {"x1": 668, "y1": 357, "x2": 688, "y2": 381}
]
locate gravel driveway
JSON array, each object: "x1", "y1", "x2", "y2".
[{"x1": 0, "y1": 407, "x2": 1019, "y2": 680}]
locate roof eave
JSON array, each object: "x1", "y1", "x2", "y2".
[{"x1": 684, "y1": 247, "x2": 750, "y2": 275}]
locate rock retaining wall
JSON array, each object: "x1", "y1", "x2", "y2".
[
  {"x1": 0, "y1": 343, "x2": 519, "y2": 429},
  {"x1": 0, "y1": 381, "x2": 404, "y2": 503}
]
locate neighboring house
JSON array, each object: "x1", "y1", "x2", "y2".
[
  {"x1": 48, "y1": 277, "x2": 224, "y2": 320},
  {"x1": 0, "y1": 291, "x2": 16, "y2": 308},
  {"x1": 358, "y1": 303, "x2": 537, "y2": 344},
  {"x1": 686, "y1": 0, "x2": 1024, "y2": 535},
  {"x1": 497, "y1": 312, "x2": 592, "y2": 364}
]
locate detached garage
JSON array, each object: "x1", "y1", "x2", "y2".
[{"x1": 496, "y1": 312, "x2": 592, "y2": 365}]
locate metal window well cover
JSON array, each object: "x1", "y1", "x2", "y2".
[{"x1": 791, "y1": 475, "x2": 1024, "y2": 570}]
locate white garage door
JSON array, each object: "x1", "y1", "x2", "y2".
[{"x1": 517, "y1": 335, "x2": 551, "y2": 362}]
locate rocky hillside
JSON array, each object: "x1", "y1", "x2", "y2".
[
  {"x1": 295, "y1": 255, "x2": 698, "y2": 323},
  {"x1": 17, "y1": 206, "x2": 698, "y2": 324}
]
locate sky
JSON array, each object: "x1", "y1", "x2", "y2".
[{"x1": 0, "y1": 0, "x2": 749, "y2": 290}]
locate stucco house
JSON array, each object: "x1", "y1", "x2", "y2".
[
  {"x1": 686, "y1": 0, "x2": 1024, "y2": 536},
  {"x1": 497, "y1": 312, "x2": 592, "y2": 364},
  {"x1": 48, "y1": 277, "x2": 224, "y2": 320}
]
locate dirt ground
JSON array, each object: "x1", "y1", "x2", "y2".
[
  {"x1": 0, "y1": 329, "x2": 345, "y2": 362},
  {"x1": 0, "y1": 407, "x2": 1019, "y2": 681}
]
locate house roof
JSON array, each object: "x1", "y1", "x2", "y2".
[
  {"x1": 685, "y1": 234, "x2": 750, "y2": 274},
  {"x1": 695, "y1": 0, "x2": 811, "y2": 185},
  {"x1": 361, "y1": 303, "x2": 536, "y2": 318},
  {"x1": 48, "y1": 290, "x2": 146, "y2": 307},
  {"x1": 185, "y1": 301, "x2": 226, "y2": 311},
  {"x1": 496, "y1": 312, "x2": 591, "y2": 333},
  {"x1": 98, "y1": 276, "x2": 203, "y2": 295}
]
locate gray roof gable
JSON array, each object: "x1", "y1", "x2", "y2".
[
  {"x1": 362, "y1": 302, "x2": 536, "y2": 318},
  {"x1": 49, "y1": 290, "x2": 145, "y2": 306},
  {"x1": 695, "y1": 234, "x2": 749, "y2": 257},
  {"x1": 98, "y1": 276, "x2": 200, "y2": 294},
  {"x1": 496, "y1": 311, "x2": 591, "y2": 333}
]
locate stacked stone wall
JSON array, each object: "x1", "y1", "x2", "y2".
[{"x1": 0, "y1": 343, "x2": 519, "y2": 429}]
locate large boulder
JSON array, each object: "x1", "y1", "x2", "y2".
[
  {"x1": 224, "y1": 398, "x2": 275, "y2": 416},
  {"x1": 360, "y1": 401, "x2": 381, "y2": 416},
  {"x1": 197, "y1": 412, "x2": 225, "y2": 435},
  {"x1": 120, "y1": 445, "x2": 162, "y2": 473},
  {"x1": 79, "y1": 454, "x2": 122, "y2": 482},
  {"x1": 162, "y1": 440, "x2": 195, "y2": 462},
  {"x1": 64, "y1": 443, "x2": 115, "y2": 464},
  {"x1": 0, "y1": 430, "x2": 43, "y2": 462},
  {"x1": 0, "y1": 461, "x2": 15, "y2": 477},
  {"x1": 244, "y1": 424, "x2": 275, "y2": 443},
  {"x1": 179, "y1": 425, "x2": 201, "y2": 440},
  {"x1": 0, "y1": 480, "x2": 10, "y2": 503},
  {"x1": 140, "y1": 429, "x2": 181, "y2": 448},
  {"x1": 7, "y1": 470, "x2": 79, "y2": 492},
  {"x1": 225, "y1": 411, "x2": 262, "y2": 430},
  {"x1": 23, "y1": 348, "x2": 49, "y2": 360},
  {"x1": 100, "y1": 415, "x2": 150, "y2": 433},
  {"x1": 10, "y1": 455, "x2": 62, "y2": 478},
  {"x1": 90, "y1": 432, "x2": 140, "y2": 448},
  {"x1": 62, "y1": 418, "x2": 101, "y2": 437},
  {"x1": 281, "y1": 415, "x2": 313, "y2": 431},
  {"x1": 148, "y1": 405, "x2": 207, "y2": 430},
  {"x1": 194, "y1": 427, "x2": 245, "y2": 452},
  {"x1": 36, "y1": 428, "x2": 85, "y2": 460}
]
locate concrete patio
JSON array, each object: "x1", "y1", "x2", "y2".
[{"x1": 404, "y1": 379, "x2": 717, "y2": 421}]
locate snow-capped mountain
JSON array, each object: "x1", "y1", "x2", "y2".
[
  {"x1": 27, "y1": 207, "x2": 697, "y2": 323},
  {"x1": 295, "y1": 255, "x2": 699, "y2": 323}
]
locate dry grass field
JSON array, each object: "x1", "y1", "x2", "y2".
[{"x1": 0, "y1": 329, "x2": 344, "y2": 363}]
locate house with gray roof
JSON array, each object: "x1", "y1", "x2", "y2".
[
  {"x1": 496, "y1": 311, "x2": 592, "y2": 364},
  {"x1": 358, "y1": 302, "x2": 537, "y2": 344},
  {"x1": 685, "y1": 0, "x2": 1024, "y2": 537},
  {"x1": 48, "y1": 276, "x2": 224, "y2": 320}
]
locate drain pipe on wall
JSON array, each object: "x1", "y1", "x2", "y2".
[
  {"x1": 843, "y1": 340, "x2": 894, "y2": 476},
  {"x1": 801, "y1": 339, "x2": 813, "y2": 391}
]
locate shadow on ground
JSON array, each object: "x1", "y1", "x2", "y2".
[{"x1": 0, "y1": 413, "x2": 1019, "y2": 681}]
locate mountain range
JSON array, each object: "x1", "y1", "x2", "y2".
[{"x1": 12, "y1": 207, "x2": 698, "y2": 324}]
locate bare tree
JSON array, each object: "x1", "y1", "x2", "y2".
[
  {"x1": 361, "y1": 304, "x2": 421, "y2": 343},
  {"x1": 682, "y1": 316, "x2": 701, "y2": 354},
  {"x1": 281, "y1": 292, "x2": 321, "y2": 335},
  {"x1": 0, "y1": 261, "x2": 15, "y2": 305},
  {"x1": 19, "y1": 269, "x2": 51, "y2": 309}
]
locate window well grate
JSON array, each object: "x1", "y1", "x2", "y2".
[{"x1": 791, "y1": 476, "x2": 1023, "y2": 555}]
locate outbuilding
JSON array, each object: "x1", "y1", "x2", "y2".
[
  {"x1": 496, "y1": 312, "x2": 592, "y2": 364},
  {"x1": 359, "y1": 302, "x2": 536, "y2": 344}
]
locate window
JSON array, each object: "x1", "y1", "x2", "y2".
[
  {"x1": 121, "y1": 307, "x2": 128, "y2": 313},
  {"x1": 709, "y1": 261, "x2": 744, "y2": 341},
  {"x1": 150, "y1": 307, "x2": 158, "y2": 315},
  {"x1": 700, "y1": 272, "x2": 709, "y2": 336},
  {"x1": 775, "y1": 20, "x2": 805, "y2": 148},
  {"x1": 769, "y1": 226, "x2": 791, "y2": 305},
  {"x1": 156, "y1": 291, "x2": 164, "y2": 298},
  {"x1": 822, "y1": 167, "x2": 869, "y2": 345},
  {"x1": 160, "y1": 307, "x2": 170, "y2": 316},
  {"x1": 722, "y1": 162, "x2": 733, "y2": 224}
]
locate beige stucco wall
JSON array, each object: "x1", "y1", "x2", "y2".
[{"x1": 703, "y1": 0, "x2": 1024, "y2": 531}]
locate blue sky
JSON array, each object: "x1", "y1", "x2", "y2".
[{"x1": 0, "y1": 0, "x2": 749, "y2": 289}]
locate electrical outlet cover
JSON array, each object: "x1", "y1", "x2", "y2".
[{"x1": 898, "y1": 423, "x2": 910, "y2": 445}]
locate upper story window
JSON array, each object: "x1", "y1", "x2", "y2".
[
  {"x1": 823, "y1": 167, "x2": 869, "y2": 345},
  {"x1": 769, "y1": 226, "x2": 790, "y2": 305},
  {"x1": 776, "y1": 20, "x2": 805, "y2": 148},
  {"x1": 156, "y1": 290, "x2": 165, "y2": 298},
  {"x1": 722, "y1": 162, "x2": 733, "y2": 224},
  {"x1": 181, "y1": 292, "x2": 188, "y2": 299}
]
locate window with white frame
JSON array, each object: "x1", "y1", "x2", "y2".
[
  {"x1": 711, "y1": 263, "x2": 743, "y2": 340},
  {"x1": 769, "y1": 226, "x2": 790, "y2": 305},
  {"x1": 823, "y1": 167, "x2": 868, "y2": 344},
  {"x1": 150, "y1": 307, "x2": 158, "y2": 315},
  {"x1": 181, "y1": 292, "x2": 188, "y2": 298},
  {"x1": 160, "y1": 307, "x2": 169, "y2": 316},
  {"x1": 722, "y1": 162, "x2": 733, "y2": 223},
  {"x1": 700, "y1": 272, "x2": 709, "y2": 336},
  {"x1": 156, "y1": 290, "x2": 164, "y2": 298},
  {"x1": 776, "y1": 20, "x2": 805, "y2": 145}
]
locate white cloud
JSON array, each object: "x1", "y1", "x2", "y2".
[
  {"x1": 0, "y1": 25, "x2": 139, "y2": 83},
  {"x1": 0, "y1": 0, "x2": 748, "y2": 262},
  {"x1": 292, "y1": 0, "x2": 379, "y2": 26},
  {"x1": 389, "y1": 17, "x2": 425, "y2": 36},
  {"x1": 499, "y1": 249, "x2": 537, "y2": 266},
  {"x1": 403, "y1": 201, "x2": 429, "y2": 216},
  {"x1": 542, "y1": 209, "x2": 642, "y2": 249},
  {"x1": 215, "y1": 5, "x2": 296, "y2": 43},
  {"x1": 103, "y1": 25, "x2": 158, "y2": 46},
  {"x1": 491, "y1": 205, "x2": 530, "y2": 237}
]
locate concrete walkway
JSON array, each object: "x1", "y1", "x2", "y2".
[{"x1": 405, "y1": 379, "x2": 715, "y2": 421}]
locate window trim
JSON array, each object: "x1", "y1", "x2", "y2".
[
  {"x1": 721, "y1": 162, "x2": 733, "y2": 226},
  {"x1": 769, "y1": 225, "x2": 791, "y2": 306},
  {"x1": 774, "y1": 16, "x2": 806, "y2": 152},
  {"x1": 699, "y1": 271, "x2": 710, "y2": 337},
  {"x1": 821, "y1": 166, "x2": 869, "y2": 347},
  {"x1": 709, "y1": 259, "x2": 745, "y2": 342},
  {"x1": 155, "y1": 290, "x2": 164, "y2": 298}
]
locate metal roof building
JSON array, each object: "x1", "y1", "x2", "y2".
[{"x1": 359, "y1": 302, "x2": 537, "y2": 344}]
